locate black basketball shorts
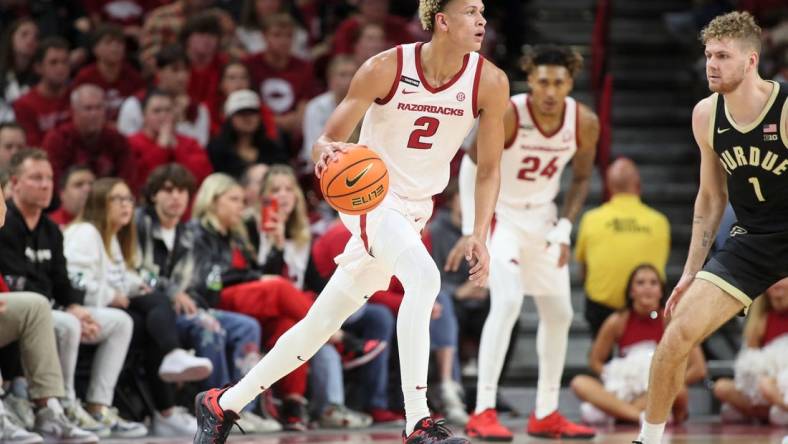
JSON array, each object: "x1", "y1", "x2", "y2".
[{"x1": 696, "y1": 225, "x2": 788, "y2": 310}]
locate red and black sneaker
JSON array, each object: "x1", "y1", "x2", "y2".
[
  {"x1": 281, "y1": 396, "x2": 309, "y2": 431},
  {"x1": 402, "y1": 417, "x2": 470, "y2": 444},
  {"x1": 336, "y1": 334, "x2": 388, "y2": 370},
  {"x1": 193, "y1": 387, "x2": 240, "y2": 444},
  {"x1": 526, "y1": 410, "x2": 596, "y2": 439}
]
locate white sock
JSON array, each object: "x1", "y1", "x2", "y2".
[
  {"x1": 474, "y1": 253, "x2": 524, "y2": 414},
  {"x1": 393, "y1": 246, "x2": 441, "y2": 435},
  {"x1": 637, "y1": 419, "x2": 666, "y2": 444},
  {"x1": 218, "y1": 273, "x2": 365, "y2": 413},
  {"x1": 533, "y1": 295, "x2": 573, "y2": 419}
]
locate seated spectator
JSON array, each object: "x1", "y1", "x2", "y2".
[
  {"x1": 135, "y1": 163, "x2": 281, "y2": 433},
  {"x1": 300, "y1": 55, "x2": 358, "y2": 173},
  {"x1": 0, "y1": 291, "x2": 98, "y2": 443},
  {"x1": 713, "y1": 277, "x2": 788, "y2": 425},
  {"x1": 243, "y1": 14, "x2": 315, "y2": 145},
  {"x1": 128, "y1": 89, "x2": 213, "y2": 192},
  {"x1": 48, "y1": 166, "x2": 95, "y2": 228},
  {"x1": 188, "y1": 172, "x2": 348, "y2": 431},
  {"x1": 63, "y1": 177, "x2": 213, "y2": 437},
  {"x1": 252, "y1": 165, "x2": 391, "y2": 426},
  {"x1": 352, "y1": 22, "x2": 387, "y2": 67},
  {"x1": 208, "y1": 61, "x2": 278, "y2": 140},
  {"x1": 331, "y1": 0, "x2": 413, "y2": 55},
  {"x1": 42, "y1": 84, "x2": 136, "y2": 189},
  {"x1": 72, "y1": 24, "x2": 145, "y2": 122},
  {"x1": 0, "y1": 18, "x2": 38, "y2": 123},
  {"x1": 0, "y1": 122, "x2": 25, "y2": 171},
  {"x1": 237, "y1": 0, "x2": 311, "y2": 59},
  {"x1": 11, "y1": 37, "x2": 71, "y2": 147},
  {"x1": 207, "y1": 90, "x2": 288, "y2": 179},
  {"x1": 118, "y1": 45, "x2": 210, "y2": 146},
  {"x1": 0, "y1": 149, "x2": 145, "y2": 437},
  {"x1": 181, "y1": 12, "x2": 229, "y2": 108},
  {"x1": 570, "y1": 265, "x2": 707, "y2": 425},
  {"x1": 575, "y1": 158, "x2": 671, "y2": 338}
]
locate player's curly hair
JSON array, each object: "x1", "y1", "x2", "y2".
[
  {"x1": 520, "y1": 45, "x2": 584, "y2": 77},
  {"x1": 700, "y1": 11, "x2": 761, "y2": 53},
  {"x1": 419, "y1": 0, "x2": 452, "y2": 32}
]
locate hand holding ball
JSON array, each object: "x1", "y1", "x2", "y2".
[{"x1": 319, "y1": 145, "x2": 389, "y2": 215}]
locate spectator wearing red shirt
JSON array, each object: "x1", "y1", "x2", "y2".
[
  {"x1": 331, "y1": 0, "x2": 414, "y2": 55},
  {"x1": 180, "y1": 12, "x2": 228, "y2": 108},
  {"x1": 48, "y1": 165, "x2": 95, "y2": 228},
  {"x1": 128, "y1": 89, "x2": 212, "y2": 192},
  {"x1": 12, "y1": 37, "x2": 72, "y2": 147},
  {"x1": 73, "y1": 25, "x2": 145, "y2": 122},
  {"x1": 41, "y1": 84, "x2": 136, "y2": 190},
  {"x1": 243, "y1": 14, "x2": 315, "y2": 143},
  {"x1": 117, "y1": 45, "x2": 210, "y2": 146}
]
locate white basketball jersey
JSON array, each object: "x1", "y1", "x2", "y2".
[
  {"x1": 498, "y1": 93, "x2": 579, "y2": 208},
  {"x1": 359, "y1": 43, "x2": 483, "y2": 200}
]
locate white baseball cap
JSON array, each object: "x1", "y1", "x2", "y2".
[{"x1": 224, "y1": 90, "x2": 260, "y2": 117}]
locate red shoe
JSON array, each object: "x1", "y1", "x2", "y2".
[
  {"x1": 369, "y1": 408, "x2": 405, "y2": 424},
  {"x1": 465, "y1": 409, "x2": 513, "y2": 442},
  {"x1": 526, "y1": 411, "x2": 596, "y2": 439}
]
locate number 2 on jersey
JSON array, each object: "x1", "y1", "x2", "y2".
[
  {"x1": 407, "y1": 117, "x2": 440, "y2": 150},
  {"x1": 517, "y1": 156, "x2": 559, "y2": 181}
]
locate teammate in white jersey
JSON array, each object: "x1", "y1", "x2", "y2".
[
  {"x1": 192, "y1": 1, "x2": 509, "y2": 443},
  {"x1": 449, "y1": 46, "x2": 600, "y2": 440}
]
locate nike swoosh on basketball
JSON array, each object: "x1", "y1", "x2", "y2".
[
  {"x1": 717, "y1": 127, "x2": 731, "y2": 134},
  {"x1": 345, "y1": 164, "x2": 373, "y2": 187},
  {"x1": 402, "y1": 89, "x2": 418, "y2": 94}
]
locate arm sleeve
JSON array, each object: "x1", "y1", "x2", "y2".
[
  {"x1": 458, "y1": 155, "x2": 477, "y2": 236},
  {"x1": 63, "y1": 225, "x2": 115, "y2": 307},
  {"x1": 50, "y1": 228, "x2": 85, "y2": 308}
]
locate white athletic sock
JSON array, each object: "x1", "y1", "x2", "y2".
[
  {"x1": 637, "y1": 419, "x2": 666, "y2": 444},
  {"x1": 219, "y1": 274, "x2": 365, "y2": 413},
  {"x1": 533, "y1": 295, "x2": 573, "y2": 419},
  {"x1": 394, "y1": 246, "x2": 441, "y2": 435}
]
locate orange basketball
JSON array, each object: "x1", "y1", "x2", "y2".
[{"x1": 320, "y1": 145, "x2": 389, "y2": 215}]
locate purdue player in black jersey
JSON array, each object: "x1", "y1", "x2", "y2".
[{"x1": 634, "y1": 11, "x2": 788, "y2": 444}]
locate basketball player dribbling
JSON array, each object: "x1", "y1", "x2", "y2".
[
  {"x1": 447, "y1": 45, "x2": 600, "y2": 440},
  {"x1": 192, "y1": 1, "x2": 510, "y2": 443},
  {"x1": 634, "y1": 11, "x2": 788, "y2": 444}
]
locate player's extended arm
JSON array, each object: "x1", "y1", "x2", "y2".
[
  {"x1": 311, "y1": 49, "x2": 398, "y2": 177},
  {"x1": 463, "y1": 64, "x2": 510, "y2": 285},
  {"x1": 666, "y1": 97, "x2": 729, "y2": 315},
  {"x1": 560, "y1": 104, "x2": 599, "y2": 223}
]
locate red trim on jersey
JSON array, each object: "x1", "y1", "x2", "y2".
[
  {"x1": 472, "y1": 56, "x2": 484, "y2": 118},
  {"x1": 503, "y1": 99, "x2": 520, "y2": 149},
  {"x1": 526, "y1": 95, "x2": 566, "y2": 138},
  {"x1": 375, "y1": 46, "x2": 403, "y2": 105},
  {"x1": 360, "y1": 214, "x2": 370, "y2": 254},
  {"x1": 415, "y1": 42, "x2": 470, "y2": 94},
  {"x1": 575, "y1": 101, "x2": 582, "y2": 148}
]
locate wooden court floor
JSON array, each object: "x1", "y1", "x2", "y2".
[{"x1": 105, "y1": 420, "x2": 786, "y2": 443}]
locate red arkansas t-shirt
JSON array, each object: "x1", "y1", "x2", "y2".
[
  {"x1": 243, "y1": 53, "x2": 315, "y2": 115},
  {"x1": 12, "y1": 87, "x2": 71, "y2": 147},
  {"x1": 188, "y1": 53, "x2": 228, "y2": 107},
  {"x1": 73, "y1": 63, "x2": 145, "y2": 121}
]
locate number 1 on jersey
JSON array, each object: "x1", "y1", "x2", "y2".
[
  {"x1": 748, "y1": 177, "x2": 766, "y2": 202},
  {"x1": 407, "y1": 116, "x2": 440, "y2": 150}
]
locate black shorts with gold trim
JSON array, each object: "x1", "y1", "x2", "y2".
[{"x1": 696, "y1": 226, "x2": 788, "y2": 309}]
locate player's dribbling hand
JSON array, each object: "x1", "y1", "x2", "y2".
[
  {"x1": 666, "y1": 272, "x2": 695, "y2": 318},
  {"x1": 314, "y1": 142, "x2": 353, "y2": 178},
  {"x1": 465, "y1": 235, "x2": 490, "y2": 287}
]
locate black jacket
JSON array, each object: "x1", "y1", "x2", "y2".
[
  {"x1": 207, "y1": 123, "x2": 290, "y2": 179},
  {"x1": 0, "y1": 200, "x2": 84, "y2": 308},
  {"x1": 185, "y1": 219, "x2": 263, "y2": 308}
]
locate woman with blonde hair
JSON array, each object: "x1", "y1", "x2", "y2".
[
  {"x1": 64, "y1": 177, "x2": 212, "y2": 437},
  {"x1": 713, "y1": 277, "x2": 788, "y2": 425}
]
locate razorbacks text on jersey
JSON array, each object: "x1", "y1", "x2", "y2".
[
  {"x1": 497, "y1": 93, "x2": 579, "y2": 210},
  {"x1": 358, "y1": 42, "x2": 483, "y2": 201},
  {"x1": 710, "y1": 81, "x2": 788, "y2": 233}
]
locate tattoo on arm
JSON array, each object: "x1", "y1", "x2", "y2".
[{"x1": 701, "y1": 230, "x2": 711, "y2": 248}]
